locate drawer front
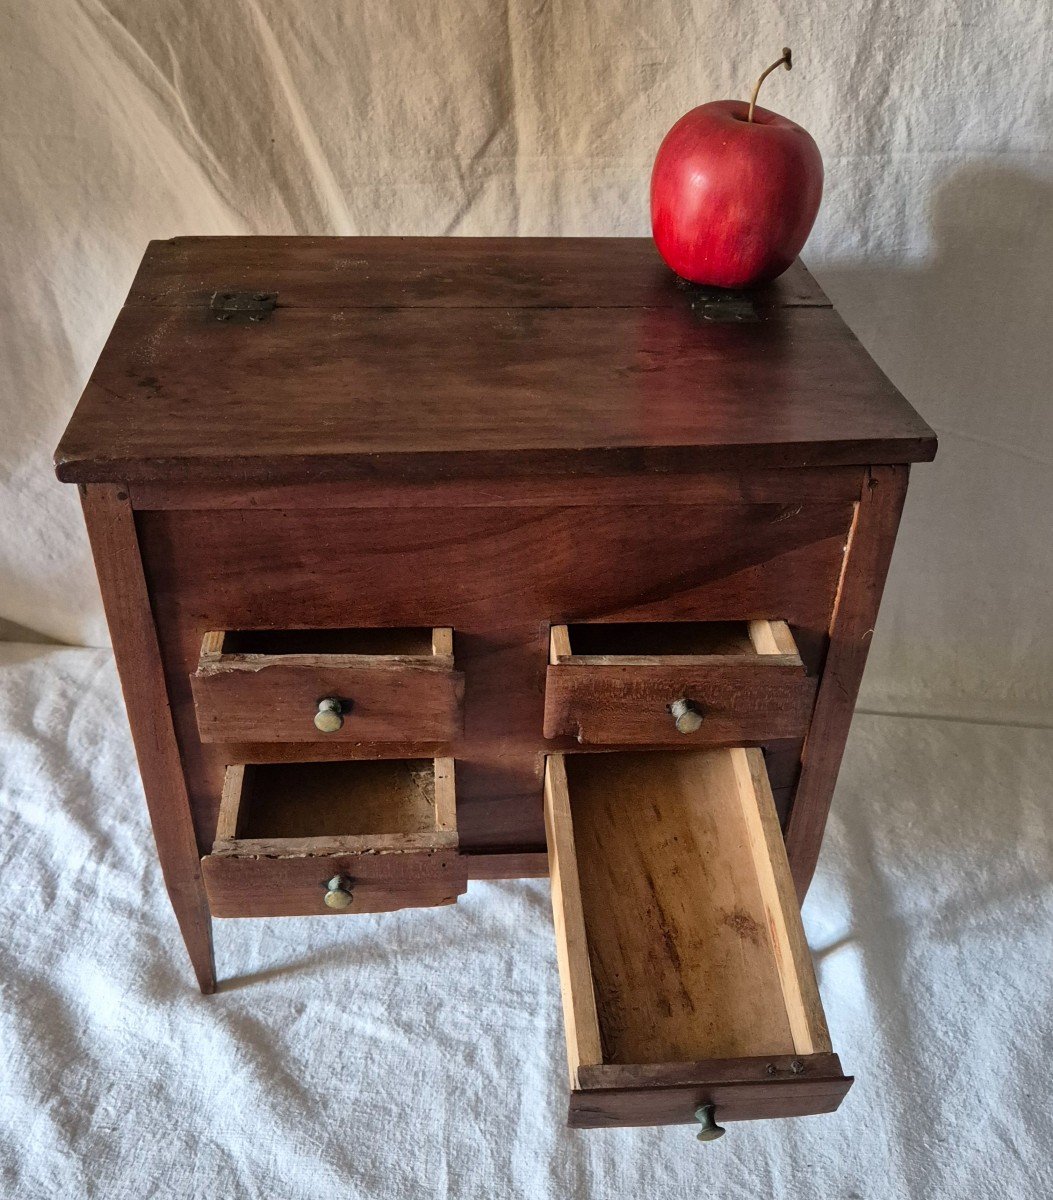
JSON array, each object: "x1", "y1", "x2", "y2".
[
  {"x1": 545, "y1": 749, "x2": 851, "y2": 1131},
  {"x1": 544, "y1": 621, "x2": 817, "y2": 746},
  {"x1": 568, "y1": 1056, "x2": 852, "y2": 1128},
  {"x1": 202, "y1": 850, "x2": 466, "y2": 918},
  {"x1": 544, "y1": 662, "x2": 816, "y2": 745},
  {"x1": 202, "y1": 757, "x2": 466, "y2": 917},
  {"x1": 193, "y1": 660, "x2": 463, "y2": 744},
  {"x1": 191, "y1": 629, "x2": 463, "y2": 745}
]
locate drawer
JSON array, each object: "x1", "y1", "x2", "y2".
[
  {"x1": 202, "y1": 757, "x2": 466, "y2": 917},
  {"x1": 544, "y1": 749, "x2": 852, "y2": 1132},
  {"x1": 191, "y1": 626, "x2": 463, "y2": 745},
  {"x1": 544, "y1": 620, "x2": 816, "y2": 746}
]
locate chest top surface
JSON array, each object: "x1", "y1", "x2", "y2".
[{"x1": 55, "y1": 236, "x2": 936, "y2": 484}]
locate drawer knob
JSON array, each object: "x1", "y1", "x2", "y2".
[
  {"x1": 324, "y1": 875, "x2": 354, "y2": 909},
  {"x1": 694, "y1": 1104, "x2": 726, "y2": 1142},
  {"x1": 314, "y1": 697, "x2": 344, "y2": 733},
  {"x1": 670, "y1": 698, "x2": 704, "y2": 735}
]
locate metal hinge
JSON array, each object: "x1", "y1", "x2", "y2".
[
  {"x1": 675, "y1": 276, "x2": 760, "y2": 323},
  {"x1": 689, "y1": 287, "x2": 759, "y2": 323},
  {"x1": 209, "y1": 290, "x2": 278, "y2": 323}
]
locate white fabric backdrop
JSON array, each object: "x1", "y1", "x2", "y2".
[
  {"x1": 2, "y1": 644, "x2": 1051, "y2": 1198},
  {"x1": 2, "y1": 7, "x2": 1052, "y2": 1197},
  {"x1": 1, "y1": 1, "x2": 1050, "y2": 722}
]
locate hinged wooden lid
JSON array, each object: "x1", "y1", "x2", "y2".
[{"x1": 54, "y1": 237, "x2": 936, "y2": 484}]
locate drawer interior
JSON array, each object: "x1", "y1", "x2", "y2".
[
  {"x1": 551, "y1": 619, "x2": 799, "y2": 663},
  {"x1": 213, "y1": 757, "x2": 457, "y2": 855},
  {"x1": 203, "y1": 626, "x2": 452, "y2": 661},
  {"x1": 545, "y1": 748, "x2": 850, "y2": 1127}
]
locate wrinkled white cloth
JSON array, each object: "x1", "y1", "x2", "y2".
[
  {"x1": 2, "y1": 3, "x2": 1051, "y2": 1193},
  {"x1": 1, "y1": 642, "x2": 1050, "y2": 1198},
  {"x1": 1, "y1": 3, "x2": 1052, "y2": 728}
]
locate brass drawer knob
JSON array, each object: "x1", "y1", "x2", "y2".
[
  {"x1": 314, "y1": 697, "x2": 344, "y2": 733},
  {"x1": 669, "y1": 698, "x2": 704, "y2": 734},
  {"x1": 324, "y1": 875, "x2": 354, "y2": 909},
  {"x1": 694, "y1": 1105, "x2": 726, "y2": 1142}
]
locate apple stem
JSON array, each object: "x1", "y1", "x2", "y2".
[{"x1": 747, "y1": 48, "x2": 792, "y2": 123}]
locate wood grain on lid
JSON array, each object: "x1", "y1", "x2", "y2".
[{"x1": 55, "y1": 237, "x2": 936, "y2": 484}]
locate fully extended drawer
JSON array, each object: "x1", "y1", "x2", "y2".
[
  {"x1": 544, "y1": 749, "x2": 851, "y2": 1133},
  {"x1": 544, "y1": 620, "x2": 816, "y2": 746},
  {"x1": 202, "y1": 757, "x2": 466, "y2": 917},
  {"x1": 191, "y1": 626, "x2": 463, "y2": 746}
]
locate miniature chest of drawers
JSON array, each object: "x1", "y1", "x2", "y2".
[{"x1": 55, "y1": 236, "x2": 936, "y2": 1137}]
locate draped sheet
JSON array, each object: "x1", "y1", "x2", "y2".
[
  {"x1": 1, "y1": 4, "x2": 1051, "y2": 1195},
  {"x1": 1, "y1": 645, "x2": 1050, "y2": 1197},
  {"x1": 1, "y1": 1, "x2": 1050, "y2": 723}
]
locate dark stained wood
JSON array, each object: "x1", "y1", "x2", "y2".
[
  {"x1": 218, "y1": 626, "x2": 436, "y2": 654},
  {"x1": 567, "y1": 1073, "x2": 853, "y2": 1128},
  {"x1": 55, "y1": 239, "x2": 935, "y2": 485},
  {"x1": 56, "y1": 306, "x2": 937, "y2": 482},
  {"x1": 203, "y1": 853, "x2": 467, "y2": 918},
  {"x1": 139, "y1": 504, "x2": 852, "y2": 630},
  {"x1": 202, "y1": 755, "x2": 465, "y2": 917},
  {"x1": 785, "y1": 466, "x2": 911, "y2": 897},
  {"x1": 137, "y1": 500, "x2": 852, "y2": 853},
  {"x1": 557, "y1": 620, "x2": 763, "y2": 657},
  {"x1": 199, "y1": 739, "x2": 453, "y2": 764},
  {"x1": 191, "y1": 654, "x2": 463, "y2": 745},
  {"x1": 543, "y1": 660, "x2": 817, "y2": 745},
  {"x1": 762, "y1": 738, "x2": 806, "y2": 790},
  {"x1": 126, "y1": 466, "x2": 865, "y2": 510},
  {"x1": 458, "y1": 850, "x2": 549, "y2": 879},
  {"x1": 79, "y1": 485, "x2": 216, "y2": 994},
  {"x1": 576, "y1": 1052, "x2": 847, "y2": 1090},
  {"x1": 125, "y1": 236, "x2": 833, "y2": 310},
  {"x1": 60, "y1": 238, "x2": 933, "y2": 1049},
  {"x1": 570, "y1": 1050, "x2": 854, "y2": 1126}
]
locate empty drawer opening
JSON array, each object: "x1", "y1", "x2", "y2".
[
  {"x1": 214, "y1": 758, "x2": 457, "y2": 854},
  {"x1": 211, "y1": 627, "x2": 446, "y2": 657},
  {"x1": 553, "y1": 620, "x2": 797, "y2": 661},
  {"x1": 550, "y1": 749, "x2": 830, "y2": 1067}
]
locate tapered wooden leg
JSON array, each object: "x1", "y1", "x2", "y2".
[
  {"x1": 785, "y1": 466, "x2": 910, "y2": 901},
  {"x1": 167, "y1": 881, "x2": 217, "y2": 995},
  {"x1": 80, "y1": 484, "x2": 218, "y2": 994}
]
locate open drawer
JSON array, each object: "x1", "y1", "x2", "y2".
[
  {"x1": 201, "y1": 757, "x2": 466, "y2": 917},
  {"x1": 544, "y1": 620, "x2": 816, "y2": 746},
  {"x1": 191, "y1": 626, "x2": 463, "y2": 746},
  {"x1": 544, "y1": 749, "x2": 852, "y2": 1132}
]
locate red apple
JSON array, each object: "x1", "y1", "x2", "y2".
[{"x1": 650, "y1": 53, "x2": 823, "y2": 289}]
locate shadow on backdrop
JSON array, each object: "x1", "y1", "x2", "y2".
[{"x1": 814, "y1": 164, "x2": 1053, "y2": 719}]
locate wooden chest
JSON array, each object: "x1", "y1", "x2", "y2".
[{"x1": 55, "y1": 237, "x2": 936, "y2": 1138}]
